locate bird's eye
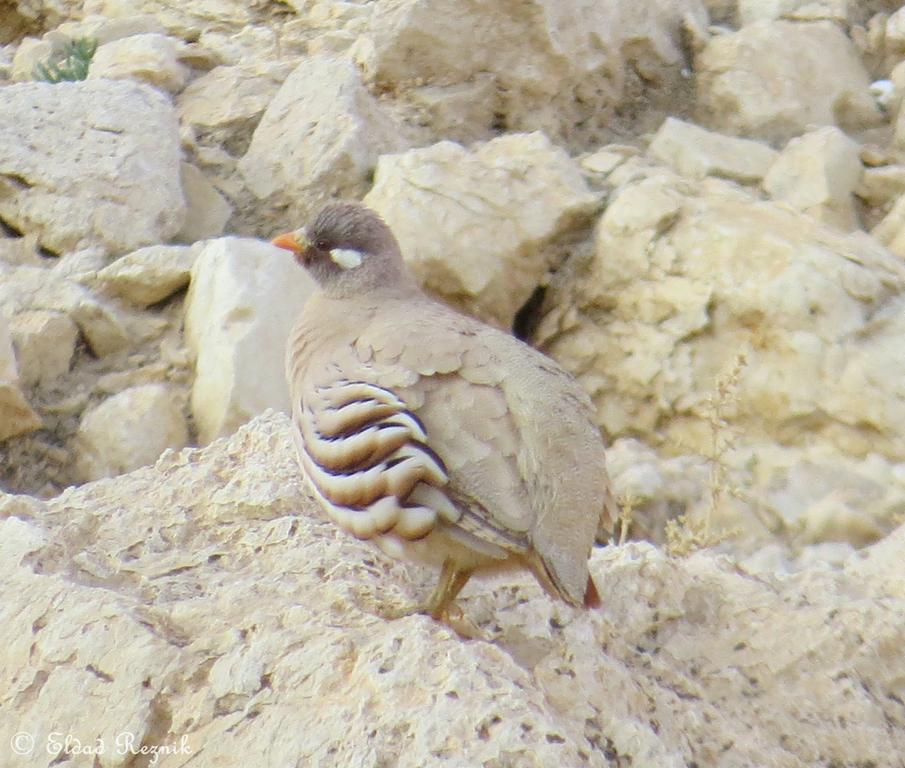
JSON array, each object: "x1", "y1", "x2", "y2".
[{"x1": 315, "y1": 239, "x2": 329, "y2": 250}]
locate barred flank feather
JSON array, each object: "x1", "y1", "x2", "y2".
[{"x1": 295, "y1": 379, "x2": 459, "y2": 540}]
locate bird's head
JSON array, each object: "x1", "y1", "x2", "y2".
[{"x1": 271, "y1": 202, "x2": 411, "y2": 296}]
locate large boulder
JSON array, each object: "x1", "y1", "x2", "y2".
[
  {"x1": 354, "y1": 0, "x2": 708, "y2": 146},
  {"x1": 695, "y1": 21, "x2": 881, "y2": 144},
  {"x1": 183, "y1": 238, "x2": 316, "y2": 444},
  {"x1": 238, "y1": 55, "x2": 406, "y2": 231},
  {"x1": 364, "y1": 133, "x2": 598, "y2": 329},
  {"x1": 0, "y1": 80, "x2": 185, "y2": 256}
]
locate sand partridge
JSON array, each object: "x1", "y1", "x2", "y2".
[{"x1": 271, "y1": 202, "x2": 615, "y2": 619}]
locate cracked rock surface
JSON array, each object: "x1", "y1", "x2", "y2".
[{"x1": 1, "y1": 412, "x2": 902, "y2": 767}]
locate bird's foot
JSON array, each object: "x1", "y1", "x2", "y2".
[{"x1": 376, "y1": 600, "x2": 485, "y2": 640}]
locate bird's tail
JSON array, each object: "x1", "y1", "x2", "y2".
[{"x1": 584, "y1": 573, "x2": 602, "y2": 609}]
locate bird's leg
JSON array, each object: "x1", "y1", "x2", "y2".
[
  {"x1": 425, "y1": 560, "x2": 474, "y2": 619},
  {"x1": 381, "y1": 559, "x2": 474, "y2": 620}
]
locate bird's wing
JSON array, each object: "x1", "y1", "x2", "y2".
[
  {"x1": 290, "y1": 294, "x2": 614, "y2": 602},
  {"x1": 361, "y1": 297, "x2": 615, "y2": 603}
]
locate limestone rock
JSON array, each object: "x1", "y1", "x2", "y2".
[
  {"x1": 10, "y1": 36, "x2": 53, "y2": 81},
  {"x1": 856, "y1": 164, "x2": 905, "y2": 209},
  {"x1": 537, "y1": 161, "x2": 905, "y2": 539},
  {"x1": 364, "y1": 133, "x2": 598, "y2": 328},
  {"x1": 177, "y1": 63, "x2": 292, "y2": 156},
  {"x1": 886, "y1": 6, "x2": 905, "y2": 60},
  {"x1": 648, "y1": 116, "x2": 778, "y2": 183},
  {"x1": 8, "y1": 310, "x2": 78, "y2": 387},
  {"x1": 175, "y1": 163, "x2": 232, "y2": 243},
  {"x1": 96, "y1": 244, "x2": 197, "y2": 307},
  {"x1": 0, "y1": 412, "x2": 903, "y2": 767},
  {"x1": 355, "y1": 0, "x2": 707, "y2": 146},
  {"x1": 871, "y1": 193, "x2": 905, "y2": 258},
  {"x1": 88, "y1": 32, "x2": 188, "y2": 94},
  {"x1": 696, "y1": 21, "x2": 881, "y2": 144},
  {"x1": 0, "y1": 80, "x2": 185, "y2": 256},
  {"x1": 82, "y1": 0, "x2": 254, "y2": 39},
  {"x1": 238, "y1": 55, "x2": 405, "y2": 228},
  {"x1": 0, "y1": 315, "x2": 42, "y2": 441},
  {"x1": 893, "y1": 96, "x2": 905, "y2": 151},
  {"x1": 184, "y1": 238, "x2": 317, "y2": 444},
  {"x1": 762, "y1": 126, "x2": 863, "y2": 230},
  {"x1": 0, "y1": 266, "x2": 131, "y2": 356},
  {"x1": 737, "y1": 0, "x2": 854, "y2": 25},
  {"x1": 51, "y1": 12, "x2": 167, "y2": 45},
  {"x1": 74, "y1": 383, "x2": 189, "y2": 480}
]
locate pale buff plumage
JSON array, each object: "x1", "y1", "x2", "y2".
[{"x1": 272, "y1": 202, "x2": 615, "y2": 619}]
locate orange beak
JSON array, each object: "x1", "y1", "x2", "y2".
[{"x1": 270, "y1": 228, "x2": 310, "y2": 256}]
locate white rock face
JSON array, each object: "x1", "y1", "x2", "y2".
[
  {"x1": 74, "y1": 383, "x2": 189, "y2": 480},
  {"x1": 184, "y1": 238, "x2": 317, "y2": 444},
  {"x1": 696, "y1": 21, "x2": 881, "y2": 144},
  {"x1": 763, "y1": 126, "x2": 864, "y2": 230},
  {"x1": 0, "y1": 315, "x2": 42, "y2": 442},
  {"x1": 648, "y1": 116, "x2": 778, "y2": 183},
  {"x1": 0, "y1": 81, "x2": 186, "y2": 256},
  {"x1": 538, "y1": 158, "x2": 905, "y2": 535},
  {"x1": 364, "y1": 133, "x2": 598, "y2": 328},
  {"x1": 96, "y1": 243, "x2": 197, "y2": 307},
  {"x1": 8, "y1": 310, "x2": 78, "y2": 387},
  {"x1": 356, "y1": 0, "x2": 707, "y2": 145},
  {"x1": 238, "y1": 55, "x2": 405, "y2": 226},
  {"x1": 88, "y1": 32, "x2": 188, "y2": 93},
  {"x1": 0, "y1": 412, "x2": 902, "y2": 768}
]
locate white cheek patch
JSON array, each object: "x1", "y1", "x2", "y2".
[{"x1": 330, "y1": 248, "x2": 364, "y2": 270}]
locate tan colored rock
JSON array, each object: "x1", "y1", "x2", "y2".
[
  {"x1": 538, "y1": 161, "x2": 905, "y2": 539},
  {"x1": 1, "y1": 412, "x2": 903, "y2": 767},
  {"x1": 96, "y1": 244, "x2": 197, "y2": 307},
  {"x1": 0, "y1": 266, "x2": 131, "y2": 356},
  {"x1": 648, "y1": 116, "x2": 778, "y2": 183},
  {"x1": 51, "y1": 12, "x2": 167, "y2": 44},
  {"x1": 355, "y1": 0, "x2": 707, "y2": 146},
  {"x1": 10, "y1": 36, "x2": 53, "y2": 82},
  {"x1": 856, "y1": 164, "x2": 905, "y2": 208},
  {"x1": 177, "y1": 63, "x2": 292, "y2": 155},
  {"x1": 893, "y1": 95, "x2": 905, "y2": 151},
  {"x1": 871, "y1": 194, "x2": 905, "y2": 258},
  {"x1": 88, "y1": 32, "x2": 188, "y2": 94},
  {"x1": 738, "y1": 0, "x2": 853, "y2": 24},
  {"x1": 762, "y1": 126, "x2": 863, "y2": 230},
  {"x1": 0, "y1": 315, "x2": 42, "y2": 441},
  {"x1": 696, "y1": 21, "x2": 881, "y2": 144},
  {"x1": 83, "y1": 0, "x2": 253, "y2": 39},
  {"x1": 9, "y1": 310, "x2": 78, "y2": 387},
  {"x1": 0, "y1": 80, "x2": 185, "y2": 256},
  {"x1": 886, "y1": 6, "x2": 905, "y2": 58},
  {"x1": 364, "y1": 133, "x2": 598, "y2": 329},
  {"x1": 175, "y1": 163, "x2": 232, "y2": 243},
  {"x1": 184, "y1": 238, "x2": 317, "y2": 444},
  {"x1": 74, "y1": 383, "x2": 189, "y2": 480},
  {"x1": 238, "y1": 55, "x2": 405, "y2": 226}
]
